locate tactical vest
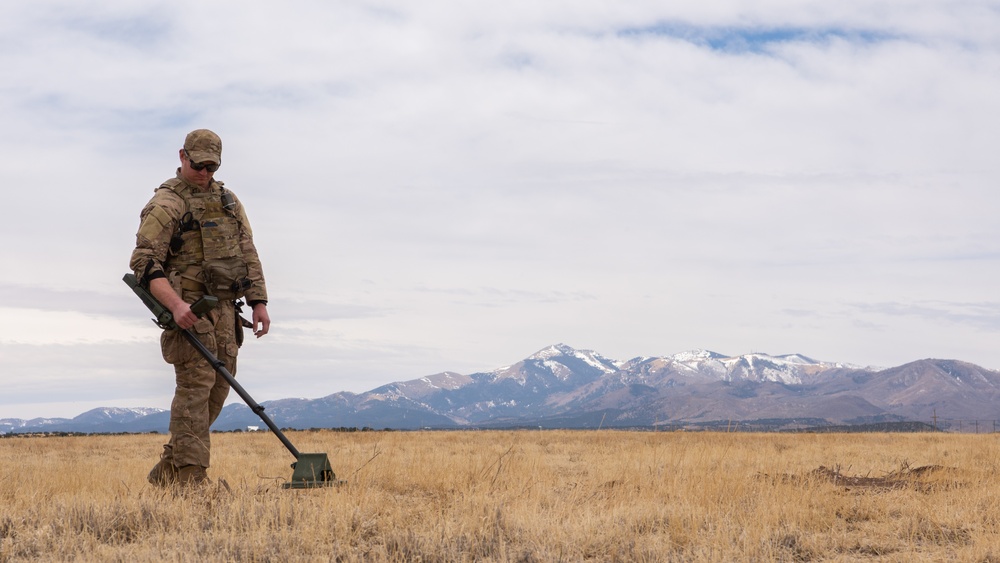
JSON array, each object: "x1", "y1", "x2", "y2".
[{"x1": 160, "y1": 178, "x2": 250, "y2": 300}]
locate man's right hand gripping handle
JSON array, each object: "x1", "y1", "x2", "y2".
[{"x1": 123, "y1": 273, "x2": 218, "y2": 330}]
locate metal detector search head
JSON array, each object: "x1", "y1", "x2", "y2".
[{"x1": 284, "y1": 453, "x2": 339, "y2": 489}]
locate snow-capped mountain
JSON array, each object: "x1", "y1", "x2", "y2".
[
  {"x1": 622, "y1": 349, "x2": 856, "y2": 385},
  {"x1": 6, "y1": 345, "x2": 998, "y2": 433},
  {"x1": 1, "y1": 407, "x2": 167, "y2": 434}
]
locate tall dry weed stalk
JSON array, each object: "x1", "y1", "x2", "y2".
[{"x1": 2, "y1": 431, "x2": 1000, "y2": 561}]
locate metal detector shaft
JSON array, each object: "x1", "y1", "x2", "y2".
[
  {"x1": 179, "y1": 328, "x2": 301, "y2": 459},
  {"x1": 180, "y1": 327, "x2": 338, "y2": 488}
]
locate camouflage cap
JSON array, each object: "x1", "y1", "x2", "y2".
[{"x1": 183, "y1": 129, "x2": 222, "y2": 164}]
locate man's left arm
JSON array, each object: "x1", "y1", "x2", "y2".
[{"x1": 231, "y1": 191, "x2": 270, "y2": 337}]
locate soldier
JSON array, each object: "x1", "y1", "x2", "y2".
[{"x1": 130, "y1": 129, "x2": 270, "y2": 486}]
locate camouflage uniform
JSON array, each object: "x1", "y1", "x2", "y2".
[{"x1": 130, "y1": 130, "x2": 267, "y2": 476}]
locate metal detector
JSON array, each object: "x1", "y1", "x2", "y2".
[{"x1": 124, "y1": 273, "x2": 339, "y2": 489}]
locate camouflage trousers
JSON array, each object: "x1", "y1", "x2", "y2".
[{"x1": 157, "y1": 299, "x2": 238, "y2": 468}]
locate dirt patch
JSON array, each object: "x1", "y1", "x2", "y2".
[{"x1": 770, "y1": 463, "x2": 964, "y2": 493}]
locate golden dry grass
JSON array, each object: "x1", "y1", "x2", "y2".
[{"x1": 2, "y1": 430, "x2": 1000, "y2": 561}]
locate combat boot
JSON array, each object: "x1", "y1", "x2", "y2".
[
  {"x1": 147, "y1": 458, "x2": 178, "y2": 487},
  {"x1": 176, "y1": 465, "x2": 210, "y2": 486}
]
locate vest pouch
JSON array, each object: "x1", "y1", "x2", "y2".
[{"x1": 204, "y1": 257, "x2": 250, "y2": 300}]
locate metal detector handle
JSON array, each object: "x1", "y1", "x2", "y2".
[{"x1": 122, "y1": 273, "x2": 218, "y2": 329}]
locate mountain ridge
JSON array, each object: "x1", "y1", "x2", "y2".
[{"x1": 3, "y1": 344, "x2": 995, "y2": 434}]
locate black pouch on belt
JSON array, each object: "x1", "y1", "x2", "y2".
[{"x1": 234, "y1": 301, "x2": 251, "y2": 347}]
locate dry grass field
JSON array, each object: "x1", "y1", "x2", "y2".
[{"x1": 2, "y1": 430, "x2": 1000, "y2": 562}]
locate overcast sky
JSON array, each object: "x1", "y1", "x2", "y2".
[{"x1": 2, "y1": 1, "x2": 999, "y2": 419}]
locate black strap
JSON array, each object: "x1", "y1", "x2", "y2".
[{"x1": 169, "y1": 211, "x2": 200, "y2": 253}]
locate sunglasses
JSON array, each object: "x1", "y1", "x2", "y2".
[{"x1": 185, "y1": 150, "x2": 220, "y2": 173}]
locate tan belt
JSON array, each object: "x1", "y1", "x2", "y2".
[{"x1": 180, "y1": 278, "x2": 207, "y2": 292}]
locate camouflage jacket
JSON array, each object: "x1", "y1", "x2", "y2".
[{"x1": 129, "y1": 171, "x2": 268, "y2": 304}]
